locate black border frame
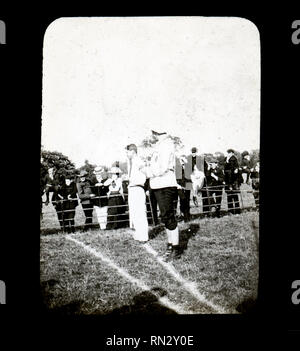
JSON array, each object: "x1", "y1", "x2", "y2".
[{"x1": 0, "y1": 9, "x2": 299, "y2": 340}]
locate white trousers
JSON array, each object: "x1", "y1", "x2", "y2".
[
  {"x1": 128, "y1": 186, "x2": 149, "y2": 241},
  {"x1": 94, "y1": 206, "x2": 108, "y2": 229}
]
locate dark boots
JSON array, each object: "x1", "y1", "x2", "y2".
[
  {"x1": 171, "y1": 245, "x2": 182, "y2": 260},
  {"x1": 162, "y1": 244, "x2": 182, "y2": 261}
]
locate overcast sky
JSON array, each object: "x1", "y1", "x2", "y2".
[{"x1": 42, "y1": 16, "x2": 260, "y2": 168}]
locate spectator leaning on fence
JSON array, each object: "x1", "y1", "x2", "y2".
[
  {"x1": 126, "y1": 143, "x2": 149, "y2": 243},
  {"x1": 205, "y1": 158, "x2": 225, "y2": 218},
  {"x1": 43, "y1": 166, "x2": 66, "y2": 230},
  {"x1": 58, "y1": 170, "x2": 78, "y2": 233},
  {"x1": 92, "y1": 166, "x2": 110, "y2": 230},
  {"x1": 240, "y1": 151, "x2": 251, "y2": 184},
  {"x1": 106, "y1": 166, "x2": 126, "y2": 230},
  {"x1": 76, "y1": 170, "x2": 95, "y2": 231},
  {"x1": 44, "y1": 166, "x2": 58, "y2": 206},
  {"x1": 40, "y1": 157, "x2": 49, "y2": 219},
  {"x1": 224, "y1": 149, "x2": 242, "y2": 215},
  {"x1": 250, "y1": 161, "x2": 260, "y2": 209},
  {"x1": 145, "y1": 130, "x2": 181, "y2": 261}
]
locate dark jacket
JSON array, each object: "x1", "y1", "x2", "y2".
[
  {"x1": 184, "y1": 155, "x2": 205, "y2": 181},
  {"x1": 240, "y1": 158, "x2": 251, "y2": 174},
  {"x1": 58, "y1": 182, "x2": 78, "y2": 210},
  {"x1": 91, "y1": 182, "x2": 109, "y2": 207},
  {"x1": 206, "y1": 167, "x2": 225, "y2": 188},
  {"x1": 224, "y1": 155, "x2": 242, "y2": 187},
  {"x1": 76, "y1": 179, "x2": 95, "y2": 205}
]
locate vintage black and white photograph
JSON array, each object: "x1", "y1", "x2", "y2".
[{"x1": 40, "y1": 16, "x2": 260, "y2": 315}]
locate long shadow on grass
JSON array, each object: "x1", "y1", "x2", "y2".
[
  {"x1": 179, "y1": 223, "x2": 200, "y2": 254},
  {"x1": 40, "y1": 279, "x2": 85, "y2": 315},
  {"x1": 40, "y1": 281, "x2": 176, "y2": 315},
  {"x1": 106, "y1": 288, "x2": 177, "y2": 315}
]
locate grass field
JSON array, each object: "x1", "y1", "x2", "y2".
[{"x1": 40, "y1": 208, "x2": 259, "y2": 315}]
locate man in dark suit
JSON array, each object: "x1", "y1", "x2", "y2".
[
  {"x1": 76, "y1": 170, "x2": 95, "y2": 230},
  {"x1": 224, "y1": 149, "x2": 242, "y2": 214},
  {"x1": 58, "y1": 170, "x2": 79, "y2": 233},
  {"x1": 205, "y1": 158, "x2": 225, "y2": 217}
]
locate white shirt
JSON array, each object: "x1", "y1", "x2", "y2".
[
  {"x1": 149, "y1": 137, "x2": 178, "y2": 189},
  {"x1": 127, "y1": 155, "x2": 146, "y2": 187}
]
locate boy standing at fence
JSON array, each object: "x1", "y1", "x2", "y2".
[{"x1": 126, "y1": 144, "x2": 149, "y2": 243}]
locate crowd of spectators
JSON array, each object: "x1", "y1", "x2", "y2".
[{"x1": 40, "y1": 147, "x2": 259, "y2": 232}]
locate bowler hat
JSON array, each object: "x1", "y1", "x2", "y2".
[{"x1": 241, "y1": 151, "x2": 249, "y2": 157}]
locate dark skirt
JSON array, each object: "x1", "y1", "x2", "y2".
[{"x1": 107, "y1": 192, "x2": 127, "y2": 229}]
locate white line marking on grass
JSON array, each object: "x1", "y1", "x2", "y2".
[
  {"x1": 143, "y1": 243, "x2": 228, "y2": 314},
  {"x1": 66, "y1": 235, "x2": 191, "y2": 315}
]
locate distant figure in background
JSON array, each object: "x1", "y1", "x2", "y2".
[
  {"x1": 76, "y1": 170, "x2": 95, "y2": 231},
  {"x1": 240, "y1": 151, "x2": 251, "y2": 184},
  {"x1": 250, "y1": 161, "x2": 260, "y2": 209},
  {"x1": 44, "y1": 166, "x2": 58, "y2": 206},
  {"x1": 224, "y1": 149, "x2": 242, "y2": 215},
  {"x1": 200, "y1": 157, "x2": 211, "y2": 216},
  {"x1": 40, "y1": 157, "x2": 48, "y2": 219},
  {"x1": 126, "y1": 143, "x2": 149, "y2": 242},
  {"x1": 185, "y1": 147, "x2": 205, "y2": 208},
  {"x1": 92, "y1": 166, "x2": 110, "y2": 230},
  {"x1": 58, "y1": 170, "x2": 78, "y2": 233},
  {"x1": 43, "y1": 166, "x2": 65, "y2": 230},
  {"x1": 106, "y1": 167, "x2": 126, "y2": 230},
  {"x1": 175, "y1": 155, "x2": 190, "y2": 222},
  {"x1": 205, "y1": 158, "x2": 225, "y2": 217}
]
